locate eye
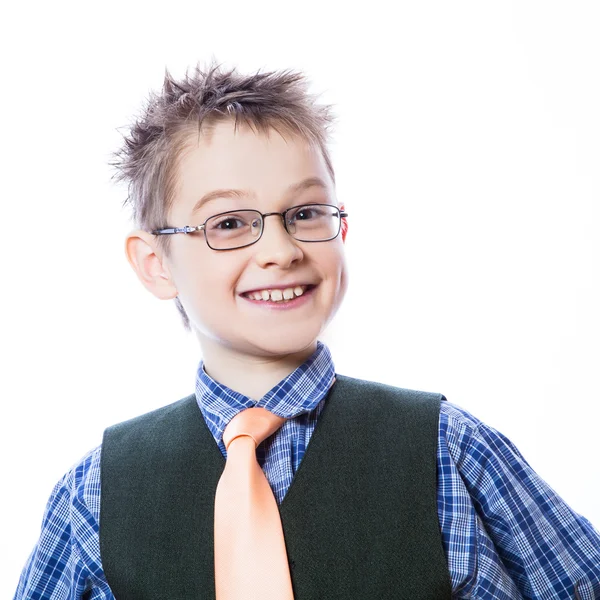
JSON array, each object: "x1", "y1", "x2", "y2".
[
  {"x1": 296, "y1": 208, "x2": 315, "y2": 220},
  {"x1": 213, "y1": 217, "x2": 245, "y2": 230},
  {"x1": 289, "y1": 205, "x2": 324, "y2": 222}
]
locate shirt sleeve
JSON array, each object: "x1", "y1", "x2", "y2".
[
  {"x1": 437, "y1": 402, "x2": 600, "y2": 599},
  {"x1": 13, "y1": 446, "x2": 114, "y2": 600}
]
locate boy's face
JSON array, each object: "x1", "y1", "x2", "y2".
[{"x1": 159, "y1": 120, "x2": 348, "y2": 358}]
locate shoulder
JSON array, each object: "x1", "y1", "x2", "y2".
[
  {"x1": 333, "y1": 376, "x2": 446, "y2": 449},
  {"x1": 104, "y1": 394, "x2": 197, "y2": 441},
  {"x1": 438, "y1": 401, "x2": 483, "y2": 455},
  {"x1": 438, "y1": 401, "x2": 530, "y2": 470},
  {"x1": 101, "y1": 395, "x2": 201, "y2": 473},
  {"x1": 53, "y1": 445, "x2": 102, "y2": 501},
  {"x1": 334, "y1": 373, "x2": 445, "y2": 408},
  {"x1": 335, "y1": 375, "x2": 489, "y2": 449},
  {"x1": 58, "y1": 444, "x2": 103, "y2": 523}
]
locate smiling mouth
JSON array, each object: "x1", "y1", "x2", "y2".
[{"x1": 241, "y1": 284, "x2": 316, "y2": 303}]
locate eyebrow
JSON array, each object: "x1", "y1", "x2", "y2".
[{"x1": 191, "y1": 176, "x2": 329, "y2": 215}]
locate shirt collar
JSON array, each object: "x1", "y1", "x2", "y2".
[{"x1": 195, "y1": 341, "x2": 336, "y2": 445}]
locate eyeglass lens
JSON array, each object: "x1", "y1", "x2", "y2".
[{"x1": 205, "y1": 204, "x2": 341, "y2": 250}]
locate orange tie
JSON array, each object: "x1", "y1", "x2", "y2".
[{"x1": 214, "y1": 407, "x2": 295, "y2": 600}]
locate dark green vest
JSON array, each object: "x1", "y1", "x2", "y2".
[{"x1": 100, "y1": 374, "x2": 452, "y2": 599}]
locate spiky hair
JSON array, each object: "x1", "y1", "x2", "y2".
[{"x1": 112, "y1": 61, "x2": 337, "y2": 330}]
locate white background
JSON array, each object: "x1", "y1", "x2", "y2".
[{"x1": 2, "y1": 0, "x2": 599, "y2": 594}]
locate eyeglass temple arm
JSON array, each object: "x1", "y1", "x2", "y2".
[{"x1": 151, "y1": 225, "x2": 204, "y2": 235}]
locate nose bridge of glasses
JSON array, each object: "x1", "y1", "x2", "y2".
[{"x1": 261, "y1": 211, "x2": 295, "y2": 235}]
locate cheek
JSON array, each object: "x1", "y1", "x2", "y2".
[
  {"x1": 188, "y1": 266, "x2": 237, "y2": 306},
  {"x1": 176, "y1": 263, "x2": 241, "y2": 333},
  {"x1": 315, "y1": 245, "x2": 347, "y2": 293},
  {"x1": 170, "y1": 247, "x2": 237, "y2": 307},
  {"x1": 331, "y1": 246, "x2": 349, "y2": 298}
]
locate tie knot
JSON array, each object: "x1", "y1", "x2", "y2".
[{"x1": 223, "y1": 407, "x2": 287, "y2": 451}]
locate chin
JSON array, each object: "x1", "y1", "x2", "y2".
[{"x1": 244, "y1": 329, "x2": 321, "y2": 358}]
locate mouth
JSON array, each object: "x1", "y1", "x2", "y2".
[{"x1": 239, "y1": 284, "x2": 317, "y2": 308}]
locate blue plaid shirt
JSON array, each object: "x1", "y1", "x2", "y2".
[{"x1": 15, "y1": 342, "x2": 600, "y2": 599}]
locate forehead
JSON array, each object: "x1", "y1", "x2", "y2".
[{"x1": 170, "y1": 119, "x2": 334, "y2": 220}]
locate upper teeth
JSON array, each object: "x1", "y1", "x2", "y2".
[{"x1": 246, "y1": 285, "x2": 308, "y2": 302}]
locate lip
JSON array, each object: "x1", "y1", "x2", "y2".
[{"x1": 239, "y1": 284, "x2": 317, "y2": 310}]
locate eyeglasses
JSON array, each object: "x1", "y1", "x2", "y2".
[{"x1": 151, "y1": 204, "x2": 348, "y2": 251}]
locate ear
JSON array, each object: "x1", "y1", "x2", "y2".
[
  {"x1": 125, "y1": 230, "x2": 178, "y2": 300},
  {"x1": 339, "y1": 203, "x2": 348, "y2": 243}
]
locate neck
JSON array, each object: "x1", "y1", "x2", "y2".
[{"x1": 197, "y1": 336, "x2": 319, "y2": 401}]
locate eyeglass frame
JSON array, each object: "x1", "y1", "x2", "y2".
[{"x1": 150, "y1": 203, "x2": 348, "y2": 251}]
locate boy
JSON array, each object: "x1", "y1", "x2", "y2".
[{"x1": 15, "y1": 62, "x2": 600, "y2": 599}]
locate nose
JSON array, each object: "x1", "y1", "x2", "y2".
[{"x1": 253, "y1": 214, "x2": 304, "y2": 269}]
